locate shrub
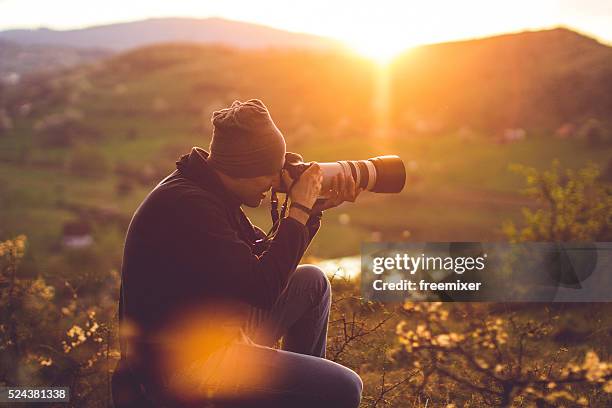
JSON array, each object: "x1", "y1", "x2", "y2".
[
  {"x1": 577, "y1": 119, "x2": 611, "y2": 147},
  {"x1": 33, "y1": 110, "x2": 100, "y2": 147},
  {"x1": 69, "y1": 146, "x2": 111, "y2": 178},
  {"x1": 503, "y1": 160, "x2": 611, "y2": 242},
  {"x1": 0, "y1": 235, "x2": 120, "y2": 407},
  {"x1": 393, "y1": 302, "x2": 612, "y2": 406}
]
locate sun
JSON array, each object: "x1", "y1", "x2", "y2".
[
  {"x1": 349, "y1": 40, "x2": 412, "y2": 64},
  {"x1": 340, "y1": 24, "x2": 419, "y2": 64}
]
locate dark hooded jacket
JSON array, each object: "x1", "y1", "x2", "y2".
[{"x1": 118, "y1": 147, "x2": 320, "y2": 362}]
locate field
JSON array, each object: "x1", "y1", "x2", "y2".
[{"x1": 1, "y1": 39, "x2": 611, "y2": 406}]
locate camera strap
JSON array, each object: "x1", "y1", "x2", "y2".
[
  {"x1": 257, "y1": 158, "x2": 315, "y2": 246},
  {"x1": 261, "y1": 176, "x2": 300, "y2": 244}
]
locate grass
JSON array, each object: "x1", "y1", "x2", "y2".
[
  {"x1": 0, "y1": 42, "x2": 609, "y2": 290},
  {"x1": 2, "y1": 129, "x2": 609, "y2": 263}
]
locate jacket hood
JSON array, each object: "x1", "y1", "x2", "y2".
[{"x1": 176, "y1": 147, "x2": 241, "y2": 207}]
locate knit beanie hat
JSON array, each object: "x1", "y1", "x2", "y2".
[{"x1": 208, "y1": 99, "x2": 286, "y2": 178}]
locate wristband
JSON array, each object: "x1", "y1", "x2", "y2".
[{"x1": 290, "y1": 202, "x2": 312, "y2": 216}]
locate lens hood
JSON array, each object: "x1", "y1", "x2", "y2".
[{"x1": 369, "y1": 155, "x2": 406, "y2": 193}]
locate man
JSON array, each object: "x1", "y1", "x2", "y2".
[{"x1": 112, "y1": 99, "x2": 363, "y2": 407}]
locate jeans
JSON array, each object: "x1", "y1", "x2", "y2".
[{"x1": 164, "y1": 265, "x2": 363, "y2": 408}]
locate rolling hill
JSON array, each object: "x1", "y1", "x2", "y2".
[
  {"x1": 391, "y1": 27, "x2": 612, "y2": 132},
  {"x1": 2, "y1": 27, "x2": 610, "y2": 136},
  {"x1": 0, "y1": 26, "x2": 610, "y2": 261}
]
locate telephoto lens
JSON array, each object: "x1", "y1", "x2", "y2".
[{"x1": 282, "y1": 155, "x2": 406, "y2": 195}]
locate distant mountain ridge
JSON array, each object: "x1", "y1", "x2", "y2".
[{"x1": 0, "y1": 17, "x2": 344, "y2": 51}]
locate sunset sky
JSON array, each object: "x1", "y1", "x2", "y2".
[{"x1": 1, "y1": 0, "x2": 611, "y2": 60}]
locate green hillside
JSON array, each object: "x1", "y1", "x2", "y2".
[
  {"x1": 1, "y1": 27, "x2": 611, "y2": 408},
  {"x1": 0, "y1": 29, "x2": 611, "y2": 274}
]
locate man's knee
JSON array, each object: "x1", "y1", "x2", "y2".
[
  {"x1": 293, "y1": 264, "x2": 330, "y2": 298},
  {"x1": 330, "y1": 365, "x2": 363, "y2": 408}
]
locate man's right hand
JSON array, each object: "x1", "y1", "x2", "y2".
[{"x1": 286, "y1": 163, "x2": 322, "y2": 223}]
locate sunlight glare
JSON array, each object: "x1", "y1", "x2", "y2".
[
  {"x1": 341, "y1": 18, "x2": 419, "y2": 64},
  {"x1": 349, "y1": 38, "x2": 412, "y2": 64}
]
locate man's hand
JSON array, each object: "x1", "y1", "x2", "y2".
[
  {"x1": 312, "y1": 171, "x2": 362, "y2": 213},
  {"x1": 287, "y1": 163, "x2": 322, "y2": 224}
]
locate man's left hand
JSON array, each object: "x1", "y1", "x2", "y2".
[{"x1": 312, "y1": 171, "x2": 362, "y2": 213}]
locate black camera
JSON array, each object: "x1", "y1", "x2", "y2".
[{"x1": 280, "y1": 153, "x2": 406, "y2": 195}]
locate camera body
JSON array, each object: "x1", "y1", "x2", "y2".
[{"x1": 280, "y1": 154, "x2": 406, "y2": 195}]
